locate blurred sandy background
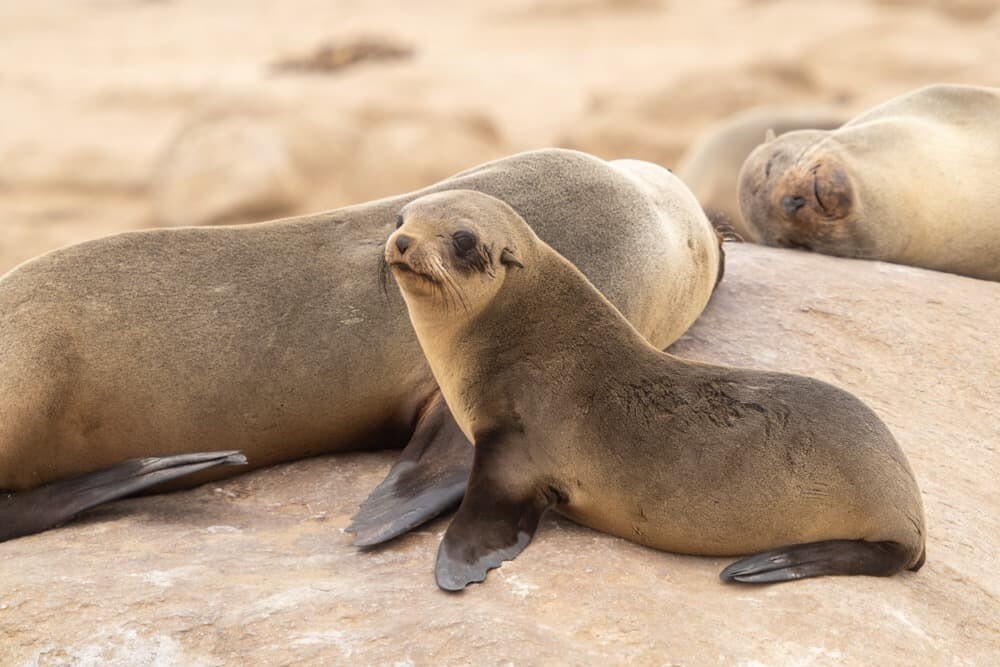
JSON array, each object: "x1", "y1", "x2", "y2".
[{"x1": 1, "y1": 0, "x2": 998, "y2": 273}]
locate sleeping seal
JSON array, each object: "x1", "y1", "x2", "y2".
[{"x1": 738, "y1": 84, "x2": 1000, "y2": 281}]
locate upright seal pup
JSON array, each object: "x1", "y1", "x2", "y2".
[
  {"x1": 386, "y1": 190, "x2": 926, "y2": 591},
  {"x1": 0, "y1": 149, "x2": 723, "y2": 543},
  {"x1": 676, "y1": 105, "x2": 847, "y2": 242},
  {"x1": 738, "y1": 84, "x2": 1000, "y2": 281}
]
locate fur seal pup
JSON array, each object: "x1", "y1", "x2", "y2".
[
  {"x1": 738, "y1": 84, "x2": 1000, "y2": 281},
  {"x1": 386, "y1": 190, "x2": 926, "y2": 591},
  {"x1": 0, "y1": 149, "x2": 722, "y2": 543},
  {"x1": 676, "y1": 105, "x2": 847, "y2": 242}
]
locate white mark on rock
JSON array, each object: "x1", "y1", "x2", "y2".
[
  {"x1": 244, "y1": 586, "x2": 325, "y2": 623},
  {"x1": 808, "y1": 646, "x2": 844, "y2": 660},
  {"x1": 23, "y1": 629, "x2": 215, "y2": 667},
  {"x1": 291, "y1": 630, "x2": 358, "y2": 657},
  {"x1": 502, "y1": 572, "x2": 539, "y2": 599},
  {"x1": 884, "y1": 606, "x2": 930, "y2": 641},
  {"x1": 131, "y1": 566, "x2": 202, "y2": 589},
  {"x1": 735, "y1": 596, "x2": 761, "y2": 606},
  {"x1": 205, "y1": 525, "x2": 242, "y2": 534}
]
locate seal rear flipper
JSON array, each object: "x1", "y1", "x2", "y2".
[
  {"x1": 719, "y1": 539, "x2": 917, "y2": 584},
  {"x1": 347, "y1": 393, "x2": 472, "y2": 546},
  {"x1": 0, "y1": 450, "x2": 247, "y2": 542}
]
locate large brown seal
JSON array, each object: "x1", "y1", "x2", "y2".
[
  {"x1": 0, "y1": 149, "x2": 723, "y2": 543},
  {"x1": 386, "y1": 190, "x2": 926, "y2": 591},
  {"x1": 738, "y1": 84, "x2": 1000, "y2": 281},
  {"x1": 676, "y1": 105, "x2": 847, "y2": 242}
]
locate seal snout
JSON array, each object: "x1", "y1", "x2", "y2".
[
  {"x1": 385, "y1": 227, "x2": 433, "y2": 285},
  {"x1": 781, "y1": 195, "x2": 806, "y2": 215},
  {"x1": 773, "y1": 160, "x2": 853, "y2": 224}
]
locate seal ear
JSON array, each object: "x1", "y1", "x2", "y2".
[
  {"x1": 500, "y1": 247, "x2": 523, "y2": 269},
  {"x1": 764, "y1": 128, "x2": 777, "y2": 143}
]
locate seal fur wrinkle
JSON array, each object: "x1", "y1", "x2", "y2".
[{"x1": 386, "y1": 189, "x2": 926, "y2": 591}]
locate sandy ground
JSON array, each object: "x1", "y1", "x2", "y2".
[{"x1": 1, "y1": 1, "x2": 999, "y2": 665}]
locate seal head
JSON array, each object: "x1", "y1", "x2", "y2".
[
  {"x1": 387, "y1": 190, "x2": 528, "y2": 327},
  {"x1": 737, "y1": 130, "x2": 874, "y2": 257}
]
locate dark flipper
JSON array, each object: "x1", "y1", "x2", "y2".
[
  {"x1": 704, "y1": 210, "x2": 739, "y2": 290},
  {"x1": 705, "y1": 210, "x2": 744, "y2": 243},
  {"x1": 434, "y1": 430, "x2": 553, "y2": 592},
  {"x1": 0, "y1": 451, "x2": 247, "y2": 543},
  {"x1": 347, "y1": 393, "x2": 472, "y2": 546},
  {"x1": 719, "y1": 539, "x2": 916, "y2": 584}
]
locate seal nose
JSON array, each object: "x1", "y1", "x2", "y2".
[
  {"x1": 781, "y1": 195, "x2": 805, "y2": 215},
  {"x1": 395, "y1": 234, "x2": 412, "y2": 254}
]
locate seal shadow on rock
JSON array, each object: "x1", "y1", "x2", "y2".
[
  {"x1": 0, "y1": 148, "x2": 723, "y2": 544},
  {"x1": 385, "y1": 190, "x2": 926, "y2": 591}
]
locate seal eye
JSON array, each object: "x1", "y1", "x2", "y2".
[
  {"x1": 452, "y1": 230, "x2": 478, "y2": 255},
  {"x1": 395, "y1": 215, "x2": 404, "y2": 229}
]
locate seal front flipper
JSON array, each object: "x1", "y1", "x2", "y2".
[
  {"x1": 434, "y1": 433, "x2": 556, "y2": 592},
  {"x1": 719, "y1": 539, "x2": 920, "y2": 584},
  {"x1": 0, "y1": 451, "x2": 247, "y2": 542},
  {"x1": 347, "y1": 393, "x2": 472, "y2": 547}
]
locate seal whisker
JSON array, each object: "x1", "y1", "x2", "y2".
[
  {"x1": 431, "y1": 255, "x2": 471, "y2": 314},
  {"x1": 421, "y1": 256, "x2": 454, "y2": 313},
  {"x1": 377, "y1": 252, "x2": 391, "y2": 297},
  {"x1": 443, "y1": 268, "x2": 471, "y2": 314}
]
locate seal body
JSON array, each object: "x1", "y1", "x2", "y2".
[
  {"x1": 0, "y1": 148, "x2": 722, "y2": 542},
  {"x1": 738, "y1": 84, "x2": 1000, "y2": 281},
  {"x1": 676, "y1": 105, "x2": 846, "y2": 241},
  {"x1": 386, "y1": 190, "x2": 925, "y2": 590}
]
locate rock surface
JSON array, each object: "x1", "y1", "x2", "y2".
[{"x1": 3, "y1": 244, "x2": 997, "y2": 666}]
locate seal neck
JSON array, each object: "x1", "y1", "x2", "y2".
[{"x1": 421, "y1": 245, "x2": 672, "y2": 441}]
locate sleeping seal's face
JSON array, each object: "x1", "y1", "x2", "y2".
[
  {"x1": 385, "y1": 190, "x2": 525, "y2": 321},
  {"x1": 738, "y1": 129, "x2": 878, "y2": 259}
]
